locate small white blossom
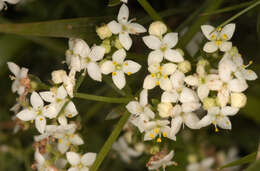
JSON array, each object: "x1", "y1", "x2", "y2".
[
  {"x1": 187, "y1": 157, "x2": 214, "y2": 171},
  {"x1": 143, "y1": 32, "x2": 184, "y2": 64},
  {"x1": 198, "y1": 106, "x2": 239, "y2": 131},
  {"x1": 7, "y1": 62, "x2": 29, "y2": 95},
  {"x1": 101, "y1": 49, "x2": 141, "y2": 89},
  {"x1": 66, "y1": 151, "x2": 96, "y2": 171},
  {"x1": 0, "y1": 0, "x2": 20, "y2": 11},
  {"x1": 230, "y1": 92, "x2": 247, "y2": 108},
  {"x1": 201, "y1": 23, "x2": 235, "y2": 53},
  {"x1": 108, "y1": 4, "x2": 146, "y2": 50},
  {"x1": 148, "y1": 21, "x2": 167, "y2": 37}
]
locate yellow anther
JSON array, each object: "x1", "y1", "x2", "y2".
[
  {"x1": 210, "y1": 34, "x2": 216, "y2": 40},
  {"x1": 113, "y1": 61, "x2": 117, "y2": 65},
  {"x1": 112, "y1": 72, "x2": 116, "y2": 76},
  {"x1": 215, "y1": 127, "x2": 219, "y2": 132},
  {"x1": 156, "y1": 138, "x2": 162, "y2": 143},
  {"x1": 163, "y1": 75, "x2": 167, "y2": 79},
  {"x1": 217, "y1": 27, "x2": 222, "y2": 32},
  {"x1": 124, "y1": 62, "x2": 128, "y2": 66},
  {"x1": 154, "y1": 128, "x2": 160, "y2": 134},
  {"x1": 158, "y1": 66, "x2": 162, "y2": 71},
  {"x1": 151, "y1": 73, "x2": 156, "y2": 77},
  {"x1": 226, "y1": 121, "x2": 229, "y2": 125},
  {"x1": 162, "y1": 132, "x2": 167, "y2": 137},
  {"x1": 58, "y1": 139, "x2": 62, "y2": 143},
  {"x1": 216, "y1": 40, "x2": 222, "y2": 46},
  {"x1": 156, "y1": 81, "x2": 160, "y2": 85},
  {"x1": 222, "y1": 34, "x2": 228, "y2": 40},
  {"x1": 66, "y1": 142, "x2": 71, "y2": 146},
  {"x1": 212, "y1": 121, "x2": 216, "y2": 125},
  {"x1": 149, "y1": 133, "x2": 155, "y2": 138},
  {"x1": 9, "y1": 75, "x2": 15, "y2": 80},
  {"x1": 40, "y1": 117, "x2": 43, "y2": 121},
  {"x1": 70, "y1": 134, "x2": 75, "y2": 138},
  {"x1": 127, "y1": 72, "x2": 132, "y2": 75},
  {"x1": 68, "y1": 114, "x2": 73, "y2": 118},
  {"x1": 249, "y1": 60, "x2": 253, "y2": 65}
]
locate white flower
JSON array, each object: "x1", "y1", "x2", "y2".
[
  {"x1": 126, "y1": 89, "x2": 155, "y2": 132},
  {"x1": 147, "y1": 150, "x2": 177, "y2": 171},
  {"x1": 54, "y1": 124, "x2": 84, "y2": 154},
  {"x1": 198, "y1": 106, "x2": 239, "y2": 131},
  {"x1": 80, "y1": 44, "x2": 105, "y2": 82},
  {"x1": 107, "y1": 4, "x2": 146, "y2": 50},
  {"x1": 201, "y1": 23, "x2": 235, "y2": 53},
  {"x1": 120, "y1": 0, "x2": 127, "y2": 3},
  {"x1": 143, "y1": 32, "x2": 184, "y2": 64},
  {"x1": 187, "y1": 157, "x2": 214, "y2": 171},
  {"x1": 143, "y1": 120, "x2": 175, "y2": 142},
  {"x1": 34, "y1": 149, "x2": 49, "y2": 171},
  {"x1": 34, "y1": 125, "x2": 58, "y2": 142},
  {"x1": 148, "y1": 21, "x2": 167, "y2": 37},
  {"x1": 0, "y1": 0, "x2": 20, "y2": 11},
  {"x1": 7, "y1": 62, "x2": 29, "y2": 95},
  {"x1": 230, "y1": 92, "x2": 247, "y2": 108},
  {"x1": 66, "y1": 151, "x2": 96, "y2": 171},
  {"x1": 143, "y1": 62, "x2": 177, "y2": 91},
  {"x1": 112, "y1": 136, "x2": 142, "y2": 163},
  {"x1": 101, "y1": 49, "x2": 141, "y2": 89},
  {"x1": 16, "y1": 92, "x2": 50, "y2": 133},
  {"x1": 157, "y1": 102, "x2": 173, "y2": 118}
]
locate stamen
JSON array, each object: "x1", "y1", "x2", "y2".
[
  {"x1": 156, "y1": 81, "x2": 160, "y2": 85},
  {"x1": 216, "y1": 40, "x2": 222, "y2": 46},
  {"x1": 210, "y1": 34, "x2": 216, "y2": 40},
  {"x1": 154, "y1": 128, "x2": 160, "y2": 134},
  {"x1": 112, "y1": 72, "x2": 117, "y2": 76},
  {"x1": 113, "y1": 61, "x2": 117, "y2": 65},
  {"x1": 156, "y1": 138, "x2": 162, "y2": 143},
  {"x1": 127, "y1": 72, "x2": 132, "y2": 75},
  {"x1": 162, "y1": 132, "x2": 167, "y2": 137},
  {"x1": 151, "y1": 73, "x2": 156, "y2": 77},
  {"x1": 222, "y1": 34, "x2": 228, "y2": 40},
  {"x1": 149, "y1": 133, "x2": 154, "y2": 138}
]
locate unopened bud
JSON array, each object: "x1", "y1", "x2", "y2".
[
  {"x1": 149, "y1": 21, "x2": 167, "y2": 37},
  {"x1": 101, "y1": 39, "x2": 111, "y2": 54},
  {"x1": 134, "y1": 143, "x2": 145, "y2": 153},
  {"x1": 96, "y1": 25, "x2": 112, "y2": 40},
  {"x1": 114, "y1": 38, "x2": 123, "y2": 49},
  {"x1": 203, "y1": 97, "x2": 216, "y2": 110},
  {"x1": 158, "y1": 102, "x2": 173, "y2": 118},
  {"x1": 178, "y1": 60, "x2": 191, "y2": 73},
  {"x1": 231, "y1": 93, "x2": 247, "y2": 108},
  {"x1": 51, "y1": 70, "x2": 67, "y2": 84}
]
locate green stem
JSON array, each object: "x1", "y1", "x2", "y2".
[
  {"x1": 74, "y1": 71, "x2": 86, "y2": 92},
  {"x1": 90, "y1": 111, "x2": 131, "y2": 171},
  {"x1": 75, "y1": 93, "x2": 132, "y2": 103},
  {"x1": 137, "y1": 0, "x2": 172, "y2": 31},
  {"x1": 218, "y1": 0, "x2": 260, "y2": 28}
]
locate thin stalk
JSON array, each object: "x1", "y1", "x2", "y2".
[
  {"x1": 75, "y1": 92, "x2": 132, "y2": 103},
  {"x1": 218, "y1": 0, "x2": 260, "y2": 28},
  {"x1": 90, "y1": 111, "x2": 131, "y2": 171},
  {"x1": 74, "y1": 71, "x2": 86, "y2": 92}
]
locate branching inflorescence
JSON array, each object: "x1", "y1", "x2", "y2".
[{"x1": 7, "y1": 1, "x2": 258, "y2": 171}]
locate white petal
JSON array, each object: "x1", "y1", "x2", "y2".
[
  {"x1": 179, "y1": 87, "x2": 198, "y2": 103},
  {"x1": 81, "y1": 153, "x2": 97, "y2": 166},
  {"x1": 198, "y1": 115, "x2": 213, "y2": 128},
  {"x1": 219, "y1": 41, "x2": 232, "y2": 52},
  {"x1": 147, "y1": 50, "x2": 163, "y2": 65},
  {"x1": 218, "y1": 57, "x2": 236, "y2": 82},
  {"x1": 65, "y1": 101, "x2": 78, "y2": 118},
  {"x1": 203, "y1": 41, "x2": 218, "y2": 53},
  {"x1": 35, "y1": 149, "x2": 45, "y2": 165},
  {"x1": 58, "y1": 138, "x2": 70, "y2": 154},
  {"x1": 58, "y1": 115, "x2": 68, "y2": 126},
  {"x1": 107, "y1": 20, "x2": 121, "y2": 34},
  {"x1": 112, "y1": 71, "x2": 126, "y2": 89},
  {"x1": 43, "y1": 104, "x2": 58, "y2": 119},
  {"x1": 159, "y1": 78, "x2": 172, "y2": 91},
  {"x1": 184, "y1": 113, "x2": 200, "y2": 129},
  {"x1": 182, "y1": 102, "x2": 201, "y2": 113},
  {"x1": 217, "y1": 87, "x2": 230, "y2": 107},
  {"x1": 112, "y1": 49, "x2": 126, "y2": 64},
  {"x1": 57, "y1": 86, "x2": 68, "y2": 99},
  {"x1": 122, "y1": 60, "x2": 141, "y2": 74},
  {"x1": 201, "y1": 157, "x2": 215, "y2": 168},
  {"x1": 126, "y1": 101, "x2": 142, "y2": 115},
  {"x1": 170, "y1": 70, "x2": 185, "y2": 89},
  {"x1": 66, "y1": 152, "x2": 81, "y2": 166},
  {"x1": 184, "y1": 75, "x2": 198, "y2": 86},
  {"x1": 228, "y1": 79, "x2": 248, "y2": 92},
  {"x1": 170, "y1": 116, "x2": 183, "y2": 135},
  {"x1": 242, "y1": 69, "x2": 258, "y2": 81},
  {"x1": 39, "y1": 91, "x2": 55, "y2": 103},
  {"x1": 17, "y1": 86, "x2": 25, "y2": 95},
  {"x1": 164, "y1": 49, "x2": 184, "y2": 63},
  {"x1": 221, "y1": 106, "x2": 239, "y2": 116},
  {"x1": 217, "y1": 116, "x2": 231, "y2": 129},
  {"x1": 19, "y1": 67, "x2": 28, "y2": 78},
  {"x1": 80, "y1": 167, "x2": 89, "y2": 171},
  {"x1": 143, "y1": 75, "x2": 157, "y2": 90},
  {"x1": 5, "y1": 0, "x2": 20, "y2": 4},
  {"x1": 163, "y1": 32, "x2": 178, "y2": 48},
  {"x1": 16, "y1": 109, "x2": 36, "y2": 121},
  {"x1": 87, "y1": 62, "x2": 102, "y2": 81},
  {"x1": 142, "y1": 35, "x2": 161, "y2": 50},
  {"x1": 118, "y1": 4, "x2": 129, "y2": 23},
  {"x1": 201, "y1": 25, "x2": 216, "y2": 40},
  {"x1": 221, "y1": 23, "x2": 235, "y2": 40},
  {"x1": 197, "y1": 84, "x2": 209, "y2": 100},
  {"x1": 144, "y1": 107, "x2": 155, "y2": 119},
  {"x1": 30, "y1": 92, "x2": 44, "y2": 109},
  {"x1": 73, "y1": 39, "x2": 90, "y2": 57},
  {"x1": 208, "y1": 106, "x2": 220, "y2": 115},
  {"x1": 70, "y1": 134, "x2": 84, "y2": 145},
  {"x1": 119, "y1": 33, "x2": 132, "y2": 50},
  {"x1": 161, "y1": 91, "x2": 178, "y2": 103},
  {"x1": 139, "y1": 89, "x2": 148, "y2": 106},
  {"x1": 101, "y1": 61, "x2": 114, "y2": 75},
  {"x1": 129, "y1": 23, "x2": 146, "y2": 34},
  {"x1": 68, "y1": 167, "x2": 78, "y2": 171},
  {"x1": 206, "y1": 74, "x2": 223, "y2": 90},
  {"x1": 89, "y1": 46, "x2": 105, "y2": 61},
  {"x1": 7, "y1": 62, "x2": 20, "y2": 76},
  {"x1": 35, "y1": 116, "x2": 46, "y2": 134},
  {"x1": 161, "y1": 63, "x2": 177, "y2": 75}
]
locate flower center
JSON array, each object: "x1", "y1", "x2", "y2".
[
  {"x1": 85, "y1": 57, "x2": 91, "y2": 63},
  {"x1": 160, "y1": 44, "x2": 167, "y2": 52}
]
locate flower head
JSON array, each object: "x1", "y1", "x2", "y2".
[{"x1": 66, "y1": 151, "x2": 96, "y2": 171}]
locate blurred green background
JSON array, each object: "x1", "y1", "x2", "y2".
[{"x1": 0, "y1": 0, "x2": 260, "y2": 170}]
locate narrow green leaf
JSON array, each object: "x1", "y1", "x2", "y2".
[
  {"x1": 219, "y1": 152, "x2": 257, "y2": 169},
  {"x1": 245, "y1": 159, "x2": 260, "y2": 171},
  {"x1": 108, "y1": 0, "x2": 121, "y2": 7}
]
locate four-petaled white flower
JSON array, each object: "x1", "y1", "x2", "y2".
[
  {"x1": 143, "y1": 62, "x2": 177, "y2": 91},
  {"x1": 108, "y1": 4, "x2": 146, "y2": 50},
  {"x1": 0, "y1": 0, "x2": 20, "y2": 11},
  {"x1": 7, "y1": 62, "x2": 29, "y2": 95},
  {"x1": 66, "y1": 151, "x2": 96, "y2": 171},
  {"x1": 187, "y1": 157, "x2": 214, "y2": 171},
  {"x1": 198, "y1": 106, "x2": 239, "y2": 131},
  {"x1": 16, "y1": 92, "x2": 51, "y2": 133},
  {"x1": 143, "y1": 32, "x2": 184, "y2": 64},
  {"x1": 147, "y1": 150, "x2": 177, "y2": 171},
  {"x1": 54, "y1": 124, "x2": 84, "y2": 154},
  {"x1": 201, "y1": 23, "x2": 235, "y2": 53},
  {"x1": 126, "y1": 89, "x2": 155, "y2": 132},
  {"x1": 101, "y1": 49, "x2": 141, "y2": 89},
  {"x1": 112, "y1": 136, "x2": 142, "y2": 163}
]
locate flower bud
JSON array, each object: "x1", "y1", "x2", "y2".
[
  {"x1": 158, "y1": 102, "x2": 173, "y2": 118},
  {"x1": 51, "y1": 70, "x2": 67, "y2": 84},
  {"x1": 176, "y1": 48, "x2": 184, "y2": 57},
  {"x1": 101, "y1": 39, "x2": 111, "y2": 54},
  {"x1": 178, "y1": 60, "x2": 191, "y2": 73},
  {"x1": 187, "y1": 154, "x2": 197, "y2": 163},
  {"x1": 150, "y1": 145, "x2": 160, "y2": 154},
  {"x1": 197, "y1": 59, "x2": 209, "y2": 67},
  {"x1": 203, "y1": 97, "x2": 216, "y2": 110},
  {"x1": 231, "y1": 93, "x2": 247, "y2": 108},
  {"x1": 149, "y1": 21, "x2": 167, "y2": 37},
  {"x1": 96, "y1": 25, "x2": 112, "y2": 40},
  {"x1": 134, "y1": 143, "x2": 145, "y2": 153},
  {"x1": 114, "y1": 38, "x2": 123, "y2": 49},
  {"x1": 124, "y1": 131, "x2": 132, "y2": 144}
]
